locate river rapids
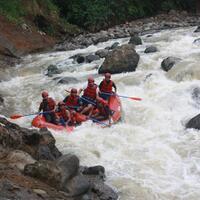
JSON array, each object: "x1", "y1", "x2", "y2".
[{"x1": 1, "y1": 27, "x2": 200, "y2": 200}]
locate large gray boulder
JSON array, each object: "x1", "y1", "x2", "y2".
[
  {"x1": 161, "y1": 57, "x2": 181, "y2": 72},
  {"x1": 98, "y1": 44, "x2": 140, "y2": 74},
  {"x1": 56, "y1": 154, "x2": 80, "y2": 187}
]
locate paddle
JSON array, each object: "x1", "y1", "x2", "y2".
[
  {"x1": 88, "y1": 116, "x2": 110, "y2": 127},
  {"x1": 100, "y1": 92, "x2": 142, "y2": 101},
  {"x1": 10, "y1": 111, "x2": 51, "y2": 119}
]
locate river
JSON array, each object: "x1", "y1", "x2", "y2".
[{"x1": 1, "y1": 26, "x2": 200, "y2": 200}]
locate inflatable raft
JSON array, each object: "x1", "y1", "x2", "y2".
[{"x1": 32, "y1": 95, "x2": 122, "y2": 132}]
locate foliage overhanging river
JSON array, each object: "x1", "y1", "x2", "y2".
[{"x1": 1, "y1": 26, "x2": 200, "y2": 200}]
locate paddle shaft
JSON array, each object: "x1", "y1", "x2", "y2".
[{"x1": 100, "y1": 92, "x2": 142, "y2": 101}]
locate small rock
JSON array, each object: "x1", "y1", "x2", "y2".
[
  {"x1": 144, "y1": 46, "x2": 158, "y2": 53},
  {"x1": 46, "y1": 65, "x2": 62, "y2": 77},
  {"x1": 161, "y1": 56, "x2": 181, "y2": 72},
  {"x1": 110, "y1": 42, "x2": 119, "y2": 49},
  {"x1": 95, "y1": 49, "x2": 109, "y2": 58},
  {"x1": 85, "y1": 54, "x2": 100, "y2": 63},
  {"x1": 57, "y1": 77, "x2": 78, "y2": 84}
]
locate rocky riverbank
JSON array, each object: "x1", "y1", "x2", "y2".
[
  {"x1": 54, "y1": 10, "x2": 200, "y2": 51},
  {"x1": 0, "y1": 117, "x2": 117, "y2": 200},
  {"x1": 1, "y1": 10, "x2": 200, "y2": 70}
]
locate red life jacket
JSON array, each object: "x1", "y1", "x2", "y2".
[
  {"x1": 99, "y1": 79, "x2": 113, "y2": 93},
  {"x1": 83, "y1": 84, "x2": 97, "y2": 100},
  {"x1": 40, "y1": 97, "x2": 56, "y2": 111},
  {"x1": 64, "y1": 95, "x2": 79, "y2": 107},
  {"x1": 57, "y1": 107, "x2": 69, "y2": 121}
]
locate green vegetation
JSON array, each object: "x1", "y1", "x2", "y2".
[
  {"x1": 0, "y1": 0, "x2": 26, "y2": 23},
  {"x1": 53, "y1": 0, "x2": 196, "y2": 31},
  {"x1": 0, "y1": 0, "x2": 197, "y2": 33}
]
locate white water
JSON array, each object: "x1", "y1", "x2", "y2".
[{"x1": 1, "y1": 27, "x2": 200, "y2": 200}]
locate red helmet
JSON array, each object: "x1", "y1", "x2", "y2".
[
  {"x1": 88, "y1": 76, "x2": 94, "y2": 83},
  {"x1": 105, "y1": 72, "x2": 111, "y2": 78},
  {"x1": 71, "y1": 88, "x2": 77, "y2": 94},
  {"x1": 58, "y1": 101, "x2": 65, "y2": 106},
  {"x1": 42, "y1": 91, "x2": 48, "y2": 98}
]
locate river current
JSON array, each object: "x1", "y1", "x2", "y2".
[{"x1": 1, "y1": 27, "x2": 200, "y2": 200}]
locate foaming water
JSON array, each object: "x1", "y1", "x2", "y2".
[{"x1": 1, "y1": 26, "x2": 200, "y2": 199}]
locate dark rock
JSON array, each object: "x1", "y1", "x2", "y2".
[
  {"x1": 144, "y1": 46, "x2": 158, "y2": 53},
  {"x1": 56, "y1": 154, "x2": 79, "y2": 184},
  {"x1": 37, "y1": 145, "x2": 56, "y2": 161},
  {"x1": 0, "y1": 94, "x2": 4, "y2": 105},
  {"x1": 57, "y1": 77, "x2": 78, "y2": 84},
  {"x1": 64, "y1": 175, "x2": 90, "y2": 196},
  {"x1": 194, "y1": 26, "x2": 200, "y2": 33},
  {"x1": 6, "y1": 150, "x2": 35, "y2": 171},
  {"x1": 24, "y1": 160, "x2": 61, "y2": 189},
  {"x1": 95, "y1": 49, "x2": 109, "y2": 58},
  {"x1": 161, "y1": 57, "x2": 181, "y2": 72},
  {"x1": 0, "y1": 118, "x2": 61, "y2": 161},
  {"x1": 128, "y1": 35, "x2": 142, "y2": 45},
  {"x1": 186, "y1": 113, "x2": 200, "y2": 130},
  {"x1": 105, "y1": 46, "x2": 110, "y2": 50},
  {"x1": 110, "y1": 42, "x2": 119, "y2": 49},
  {"x1": 23, "y1": 129, "x2": 40, "y2": 145},
  {"x1": 192, "y1": 87, "x2": 200, "y2": 100},
  {"x1": 46, "y1": 65, "x2": 62, "y2": 77},
  {"x1": 82, "y1": 166, "x2": 105, "y2": 181},
  {"x1": 77, "y1": 55, "x2": 85, "y2": 63},
  {"x1": 85, "y1": 176, "x2": 118, "y2": 200},
  {"x1": 0, "y1": 179, "x2": 41, "y2": 200},
  {"x1": 0, "y1": 118, "x2": 23, "y2": 148},
  {"x1": 193, "y1": 38, "x2": 200, "y2": 45},
  {"x1": 82, "y1": 166, "x2": 105, "y2": 176},
  {"x1": 99, "y1": 44, "x2": 140, "y2": 74},
  {"x1": 85, "y1": 54, "x2": 100, "y2": 63},
  {"x1": 70, "y1": 54, "x2": 86, "y2": 63}
]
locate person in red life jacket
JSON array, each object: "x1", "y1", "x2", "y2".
[
  {"x1": 63, "y1": 88, "x2": 82, "y2": 112},
  {"x1": 79, "y1": 76, "x2": 98, "y2": 116},
  {"x1": 38, "y1": 91, "x2": 57, "y2": 124},
  {"x1": 92, "y1": 97, "x2": 111, "y2": 125},
  {"x1": 56, "y1": 101, "x2": 71, "y2": 126},
  {"x1": 99, "y1": 72, "x2": 117, "y2": 100}
]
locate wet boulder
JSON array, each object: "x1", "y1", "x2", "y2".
[
  {"x1": 57, "y1": 77, "x2": 78, "y2": 84},
  {"x1": 128, "y1": 35, "x2": 142, "y2": 45},
  {"x1": 95, "y1": 49, "x2": 109, "y2": 58},
  {"x1": 186, "y1": 113, "x2": 200, "y2": 130},
  {"x1": 63, "y1": 175, "x2": 90, "y2": 196},
  {"x1": 194, "y1": 26, "x2": 200, "y2": 33},
  {"x1": 46, "y1": 65, "x2": 62, "y2": 77},
  {"x1": 144, "y1": 46, "x2": 158, "y2": 53},
  {"x1": 193, "y1": 38, "x2": 200, "y2": 45},
  {"x1": 161, "y1": 57, "x2": 181, "y2": 72},
  {"x1": 192, "y1": 87, "x2": 200, "y2": 101},
  {"x1": 82, "y1": 165, "x2": 105, "y2": 180},
  {"x1": 70, "y1": 54, "x2": 85, "y2": 64},
  {"x1": 85, "y1": 54, "x2": 100, "y2": 63},
  {"x1": 56, "y1": 154, "x2": 79, "y2": 186},
  {"x1": 24, "y1": 160, "x2": 61, "y2": 189},
  {"x1": 0, "y1": 94, "x2": 4, "y2": 105},
  {"x1": 98, "y1": 44, "x2": 140, "y2": 74},
  {"x1": 110, "y1": 42, "x2": 119, "y2": 49}
]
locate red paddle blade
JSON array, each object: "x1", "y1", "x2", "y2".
[
  {"x1": 10, "y1": 114, "x2": 23, "y2": 119},
  {"x1": 130, "y1": 97, "x2": 142, "y2": 101}
]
